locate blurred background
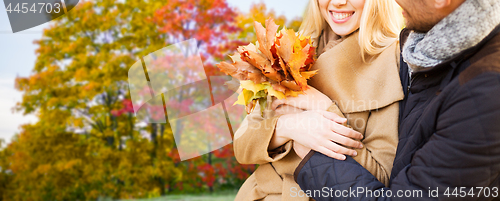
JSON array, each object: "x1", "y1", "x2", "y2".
[{"x1": 0, "y1": 0, "x2": 307, "y2": 200}]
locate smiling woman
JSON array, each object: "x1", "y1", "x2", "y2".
[
  {"x1": 319, "y1": 0, "x2": 365, "y2": 36},
  {"x1": 300, "y1": 0, "x2": 403, "y2": 61},
  {"x1": 233, "y1": 0, "x2": 405, "y2": 200}
]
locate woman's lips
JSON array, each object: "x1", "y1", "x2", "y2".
[{"x1": 330, "y1": 11, "x2": 355, "y2": 24}]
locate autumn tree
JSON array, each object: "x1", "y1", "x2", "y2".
[
  {"x1": 0, "y1": 140, "x2": 10, "y2": 201},
  {"x1": 7, "y1": 0, "x2": 180, "y2": 199},
  {"x1": 0, "y1": 0, "x2": 303, "y2": 200},
  {"x1": 150, "y1": 0, "x2": 305, "y2": 193},
  {"x1": 235, "y1": 2, "x2": 303, "y2": 42}
]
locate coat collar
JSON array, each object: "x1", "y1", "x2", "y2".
[
  {"x1": 317, "y1": 27, "x2": 343, "y2": 55},
  {"x1": 308, "y1": 31, "x2": 404, "y2": 113},
  {"x1": 410, "y1": 24, "x2": 500, "y2": 76}
]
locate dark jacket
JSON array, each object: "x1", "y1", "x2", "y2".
[{"x1": 293, "y1": 26, "x2": 500, "y2": 200}]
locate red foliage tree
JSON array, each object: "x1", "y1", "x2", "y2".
[{"x1": 150, "y1": 0, "x2": 254, "y2": 192}]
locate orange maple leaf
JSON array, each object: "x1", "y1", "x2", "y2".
[{"x1": 216, "y1": 17, "x2": 318, "y2": 114}]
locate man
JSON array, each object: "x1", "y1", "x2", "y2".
[{"x1": 293, "y1": 0, "x2": 500, "y2": 200}]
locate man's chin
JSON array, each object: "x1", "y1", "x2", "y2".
[
  {"x1": 405, "y1": 17, "x2": 443, "y2": 33},
  {"x1": 410, "y1": 28, "x2": 430, "y2": 33},
  {"x1": 406, "y1": 23, "x2": 433, "y2": 33}
]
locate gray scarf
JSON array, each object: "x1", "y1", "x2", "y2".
[{"x1": 402, "y1": 0, "x2": 500, "y2": 72}]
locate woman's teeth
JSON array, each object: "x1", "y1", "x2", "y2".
[{"x1": 331, "y1": 12, "x2": 354, "y2": 20}]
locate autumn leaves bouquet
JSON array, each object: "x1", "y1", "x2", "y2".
[{"x1": 217, "y1": 18, "x2": 317, "y2": 115}]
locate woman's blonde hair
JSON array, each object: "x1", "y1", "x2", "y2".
[{"x1": 299, "y1": 0, "x2": 404, "y2": 62}]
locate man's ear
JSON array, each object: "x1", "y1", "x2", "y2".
[{"x1": 434, "y1": 0, "x2": 452, "y2": 9}]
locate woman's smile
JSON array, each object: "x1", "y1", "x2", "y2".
[
  {"x1": 330, "y1": 10, "x2": 355, "y2": 23},
  {"x1": 319, "y1": 0, "x2": 365, "y2": 36}
]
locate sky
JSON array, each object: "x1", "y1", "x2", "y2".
[{"x1": 0, "y1": 0, "x2": 308, "y2": 144}]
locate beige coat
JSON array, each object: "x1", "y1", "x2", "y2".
[{"x1": 233, "y1": 31, "x2": 404, "y2": 201}]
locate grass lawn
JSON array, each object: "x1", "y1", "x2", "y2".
[{"x1": 118, "y1": 190, "x2": 237, "y2": 201}]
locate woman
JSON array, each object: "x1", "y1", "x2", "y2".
[{"x1": 233, "y1": 0, "x2": 404, "y2": 200}]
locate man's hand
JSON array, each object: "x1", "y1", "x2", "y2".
[{"x1": 293, "y1": 141, "x2": 311, "y2": 159}]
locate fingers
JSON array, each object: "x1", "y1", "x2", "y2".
[
  {"x1": 317, "y1": 110, "x2": 347, "y2": 124},
  {"x1": 316, "y1": 111, "x2": 363, "y2": 140},
  {"x1": 315, "y1": 146, "x2": 347, "y2": 160},
  {"x1": 321, "y1": 140, "x2": 358, "y2": 157},
  {"x1": 327, "y1": 132, "x2": 363, "y2": 149},
  {"x1": 328, "y1": 121, "x2": 363, "y2": 140}
]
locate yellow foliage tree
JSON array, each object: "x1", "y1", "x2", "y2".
[
  {"x1": 235, "y1": 2, "x2": 303, "y2": 42},
  {"x1": 0, "y1": 0, "x2": 302, "y2": 200},
  {"x1": 5, "y1": 0, "x2": 181, "y2": 199}
]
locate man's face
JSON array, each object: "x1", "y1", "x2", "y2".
[{"x1": 396, "y1": 0, "x2": 444, "y2": 33}]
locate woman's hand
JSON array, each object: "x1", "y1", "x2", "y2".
[
  {"x1": 272, "y1": 86, "x2": 333, "y2": 112},
  {"x1": 274, "y1": 104, "x2": 304, "y2": 116},
  {"x1": 273, "y1": 110, "x2": 364, "y2": 160}
]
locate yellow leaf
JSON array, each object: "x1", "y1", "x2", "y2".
[
  {"x1": 234, "y1": 89, "x2": 254, "y2": 106},
  {"x1": 240, "y1": 80, "x2": 270, "y2": 93},
  {"x1": 267, "y1": 87, "x2": 285, "y2": 100},
  {"x1": 285, "y1": 90, "x2": 303, "y2": 97},
  {"x1": 301, "y1": 70, "x2": 319, "y2": 80}
]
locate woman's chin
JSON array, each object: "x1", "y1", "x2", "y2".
[{"x1": 329, "y1": 26, "x2": 358, "y2": 37}]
